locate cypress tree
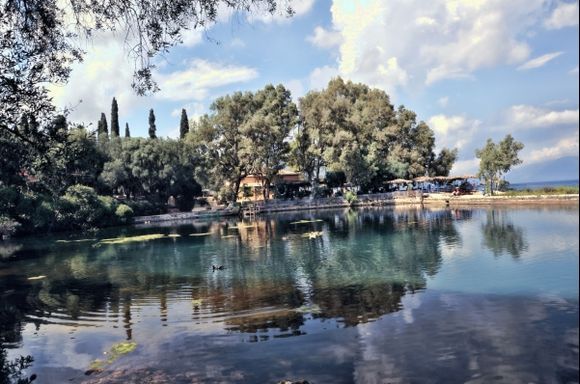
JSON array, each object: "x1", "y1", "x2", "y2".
[
  {"x1": 19, "y1": 115, "x2": 30, "y2": 135},
  {"x1": 111, "y1": 97, "x2": 120, "y2": 137},
  {"x1": 179, "y1": 108, "x2": 189, "y2": 139},
  {"x1": 148, "y1": 108, "x2": 157, "y2": 139},
  {"x1": 98, "y1": 112, "x2": 109, "y2": 142},
  {"x1": 125, "y1": 122, "x2": 130, "y2": 138},
  {"x1": 28, "y1": 114, "x2": 39, "y2": 132}
]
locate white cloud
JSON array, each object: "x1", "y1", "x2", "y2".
[
  {"x1": 544, "y1": 1, "x2": 579, "y2": 29},
  {"x1": 516, "y1": 51, "x2": 563, "y2": 70},
  {"x1": 48, "y1": 32, "x2": 149, "y2": 126},
  {"x1": 309, "y1": 65, "x2": 340, "y2": 91},
  {"x1": 181, "y1": 29, "x2": 204, "y2": 47},
  {"x1": 438, "y1": 96, "x2": 449, "y2": 108},
  {"x1": 428, "y1": 114, "x2": 481, "y2": 151},
  {"x1": 156, "y1": 59, "x2": 258, "y2": 101},
  {"x1": 328, "y1": 0, "x2": 548, "y2": 91},
  {"x1": 230, "y1": 38, "x2": 246, "y2": 48},
  {"x1": 286, "y1": 79, "x2": 306, "y2": 101},
  {"x1": 525, "y1": 130, "x2": 580, "y2": 164},
  {"x1": 415, "y1": 16, "x2": 437, "y2": 26},
  {"x1": 506, "y1": 105, "x2": 579, "y2": 128},
  {"x1": 307, "y1": 26, "x2": 343, "y2": 49},
  {"x1": 450, "y1": 158, "x2": 480, "y2": 176},
  {"x1": 545, "y1": 99, "x2": 570, "y2": 106},
  {"x1": 570, "y1": 66, "x2": 579, "y2": 75}
]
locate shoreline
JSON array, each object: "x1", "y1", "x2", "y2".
[{"x1": 133, "y1": 193, "x2": 579, "y2": 224}]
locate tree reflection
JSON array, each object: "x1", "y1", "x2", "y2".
[
  {"x1": 0, "y1": 207, "x2": 465, "y2": 350},
  {"x1": 482, "y1": 210, "x2": 528, "y2": 258}
]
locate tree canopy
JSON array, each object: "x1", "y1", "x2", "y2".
[{"x1": 475, "y1": 134, "x2": 524, "y2": 195}]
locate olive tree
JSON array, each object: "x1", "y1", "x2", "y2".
[{"x1": 475, "y1": 134, "x2": 524, "y2": 195}]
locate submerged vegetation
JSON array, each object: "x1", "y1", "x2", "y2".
[{"x1": 86, "y1": 341, "x2": 138, "y2": 375}]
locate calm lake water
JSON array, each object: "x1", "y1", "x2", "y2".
[{"x1": 1, "y1": 205, "x2": 578, "y2": 383}]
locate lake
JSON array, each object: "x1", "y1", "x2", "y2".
[{"x1": 1, "y1": 205, "x2": 578, "y2": 383}]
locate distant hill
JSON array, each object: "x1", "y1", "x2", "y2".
[{"x1": 507, "y1": 156, "x2": 579, "y2": 184}]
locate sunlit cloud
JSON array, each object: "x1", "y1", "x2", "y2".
[
  {"x1": 517, "y1": 51, "x2": 563, "y2": 70},
  {"x1": 156, "y1": 59, "x2": 259, "y2": 101},
  {"x1": 506, "y1": 105, "x2": 579, "y2": 128},
  {"x1": 544, "y1": 1, "x2": 579, "y2": 29}
]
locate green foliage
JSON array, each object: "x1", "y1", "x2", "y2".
[
  {"x1": 110, "y1": 98, "x2": 120, "y2": 137},
  {"x1": 476, "y1": 135, "x2": 524, "y2": 195},
  {"x1": 148, "y1": 109, "x2": 157, "y2": 139},
  {"x1": 0, "y1": 215, "x2": 20, "y2": 239},
  {"x1": 86, "y1": 341, "x2": 137, "y2": 375},
  {"x1": 325, "y1": 171, "x2": 346, "y2": 189},
  {"x1": 179, "y1": 109, "x2": 189, "y2": 139},
  {"x1": 345, "y1": 191, "x2": 358, "y2": 205},
  {"x1": 504, "y1": 186, "x2": 579, "y2": 196},
  {"x1": 97, "y1": 113, "x2": 108, "y2": 144},
  {"x1": 0, "y1": 345, "x2": 35, "y2": 384},
  {"x1": 59, "y1": 185, "x2": 111, "y2": 229},
  {"x1": 430, "y1": 148, "x2": 458, "y2": 177},
  {"x1": 241, "y1": 84, "x2": 298, "y2": 200},
  {"x1": 124, "y1": 123, "x2": 130, "y2": 138},
  {"x1": 291, "y1": 78, "x2": 455, "y2": 190}
]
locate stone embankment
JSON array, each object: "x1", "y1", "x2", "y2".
[
  {"x1": 133, "y1": 192, "x2": 578, "y2": 224},
  {"x1": 422, "y1": 193, "x2": 579, "y2": 206}
]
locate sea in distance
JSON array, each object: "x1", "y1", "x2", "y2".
[
  {"x1": 510, "y1": 179, "x2": 579, "y2": 190},
  {"x1": 0, "y1": 205, "x2": 578, "y2": 383}
]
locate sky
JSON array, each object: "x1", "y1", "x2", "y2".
[{"x1": 48, "y1": 0, "x2": 579, "y2": 183}]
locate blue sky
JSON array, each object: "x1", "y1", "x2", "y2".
[{"x1": 50, "y1": 0, "x2": 579, "y2": 182}]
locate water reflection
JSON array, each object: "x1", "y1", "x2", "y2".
[
  {"x1": 482, "y1": 210, "x2": 528, "y2": 258},
  {"x1": 0, "y1": 208, "x2": 461, "y2": 342},
  {"x1": 0, "y1": 206, "x2": 577, "y2": 383}
]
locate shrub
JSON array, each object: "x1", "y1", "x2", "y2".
[
  {"x1": 115, "y1": 204, "x2": 134, "y2": 224},
  {"x1": 345, "y1": 191, "x2": 358, "y2": 206},
  {"x1": 0, "y1": 215, "x2": 20, "y2": 239},
  {"x1": 0, "y1": 186, "x2": 19, "y2": 213},
  {"x1": 58, "y1": 185, "x2": 120, "y2": 230}
]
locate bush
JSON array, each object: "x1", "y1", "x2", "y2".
[
  {"x1": 0, "y1": 187, "x2": 19, "y2": 213},
  {"x1": 125, "y1": 199, "x2": 162, "y2": 216},
  {"x1": 58, "y1": 185, "x2": 121, "y2": 230},
  {"x1": 345, "y1": 191, "x2": 358, "y2": 205},
  {"x1": 115, "y1": 204, "x2": 134, "y2": 224},
  {"x1": 0, "y1": 215, "x2": 20, "y2": 239}
]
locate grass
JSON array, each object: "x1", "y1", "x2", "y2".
[{"x1": 504, "y1": 186, "x2": 579, "y2": 197}]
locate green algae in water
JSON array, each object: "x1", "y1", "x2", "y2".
[
  {"x1": 95, "y1": 234, "x2": 167, "y2": 246},
  {"x1": 86, "y1": 341, "x2": 138, "y2": 375},
  {"x1": 190, "y1": 232, "x2": 212, "y2": 237},
  {"x1": 290, "y1": 219, "x2": 324, "y2": 225},
  {"x1": 295, "y1": 304, "x2": 322, "y2": 314},
  {"x1": 55, "y1": 238, "x2": 96, "y2": 244},
  {"x1": 302, "y1": 231, "x2": 323, "y2": 239}
]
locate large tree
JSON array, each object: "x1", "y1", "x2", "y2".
[
  {"x1": 241, "y1": 84, "x2": 298, "y2": 200},
  {"x1": 475, "y1": 134, "x2": 524, "y2": 195}
]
